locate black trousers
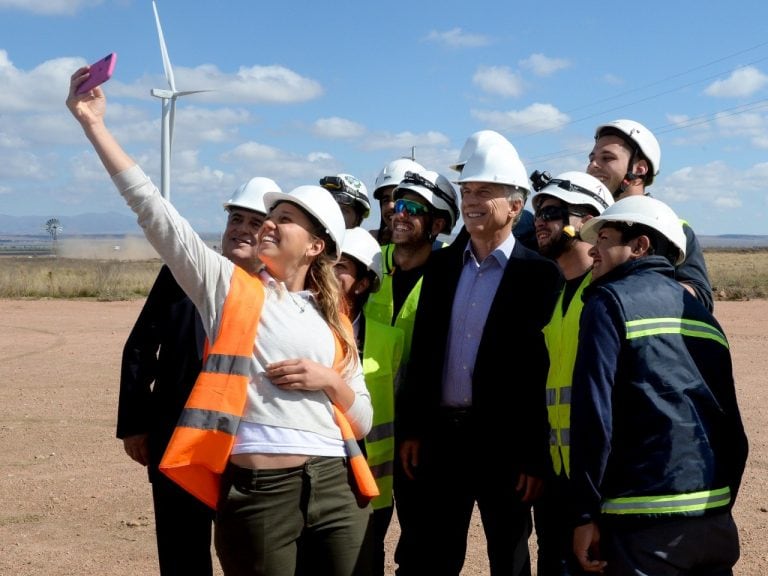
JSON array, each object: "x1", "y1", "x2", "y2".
[
  {"x1": 152, "y1": 471, "x2": 215, "y2": 576},
  {"x1": 400, "y1": 410, "x2": 533, "y2": 576}
]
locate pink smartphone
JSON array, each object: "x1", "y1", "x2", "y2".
[{"x1": 76, "y1": 52, "x2": 117, "y2": 94}]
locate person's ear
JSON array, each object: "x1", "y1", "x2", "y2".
[
  {"x1": 630, "y1": 235, "x2": 651, "y2": 258},
  {"x1": 633, "y1": 159, "x2": 649, "y2": 179},
  {"x1": 353, "y1": 276, "x2": 371, "y2": 296},
  {"x1": 431, "y1": 218, "x2": 446, "y2": 239},
  {"x1": 306, "y1": 237, "x2": 325, "y2": 258}
]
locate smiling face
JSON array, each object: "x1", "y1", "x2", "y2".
[
  {"x1": 588, "y1": 224, "x2": 634, "y2": 280},
  {"x1": 587, "y1": 135, "x2": 648, "y2": 200},
  {"x1": 459, "y1": 181, "x2": 518, "y2": 240},
  {"x1": 390, "y1": 191, "x2": 432, "y2": 247},
  {"x1": 257, "y1": 201, "x2": 324, "y2": 281},
  {"x1": 221, "y1": 207, "x2": 266, "y2": 272},
  {"x1": 534, "y1": 197, "x2": 572, "y2": 259}
]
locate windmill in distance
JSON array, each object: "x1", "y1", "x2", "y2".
[{"x1": 150, "y1": 0, "x2": 210, "y2": 201}]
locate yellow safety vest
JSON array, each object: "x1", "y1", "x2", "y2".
[
  {"x1": 542, "y1": 272, "x2": 591, "y2": 477},
  {"x1": 363, "y1": 245, "x2": 423, "y2": 364},
  {"x1": 361, "y1": 317, "x2": 404, "y2": 509}
]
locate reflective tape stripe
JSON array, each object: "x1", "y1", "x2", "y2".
[
  {"x1": 366, "y1": 421, "x2": 394, "y2": 443},
  {"x1": 549, "y1": 427, "x2": 570, "y2": 446},
  {"x1": 344, "y1": 438, "x2": 364, "y2": 458},
  {"x1": 203, "y1": 353, "x2": 252, "y2": 377},
  {"x1": 546, "y1": 386, "x2": 572, "y2": 405},
  {"x1": 625, "y1": 318, "x2": 728, "y2": 348},
  {"x1": 370, "y1": 460, "x2": 394, "y2": 479},
  {"x1": 177, "y1": 407, "x2": 240, "y2": 435},
  {"x1": 602, "y1": 486, "x2": 731, "y2": 515}
]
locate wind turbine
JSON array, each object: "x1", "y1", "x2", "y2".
[{"x1": 150, "y1": 0, "x2": 208, "y2": 201}]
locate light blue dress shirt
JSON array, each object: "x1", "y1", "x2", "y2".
[{"x1": 441, "y1": 232, "x2": 516, "y2": 407}]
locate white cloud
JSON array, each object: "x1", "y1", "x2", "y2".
[
  {"x1": 312, "y1": 117, "x2": 366, "y2": 140},
  {"x1": 471, "y1": 103, "x2": 570, "y2": 134},
  {"x1": 157, "y1": 64, "x2": 324, "y2": 105},
  {"x1": 0, "y1": 52, "x2": 87, "y2": 113},
  {"x1": 221, "y1": 141, "x2": 337, "y2": 182},
  {"x1": 520, "y1": 54, "x2": 569, "y2": 77},
  {"x1": 361, "y1": 130, "x2": 450, "y2": 151},
  {"x1": 472, "y1": 66, "x2": 524, "y2": 97},
  {"x1": 0, "y1": 0, "x2": 101, "y2": 15},
  {"x1": 424, "y1": 28, "x2": 490, "y2": 48},
  {"x1": 704, "y1": 66, "x2": 768, "y2": 98}
]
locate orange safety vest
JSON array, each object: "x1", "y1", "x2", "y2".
[{"x1": 159, "y1": 267, "x2": 377, "y2": 509}]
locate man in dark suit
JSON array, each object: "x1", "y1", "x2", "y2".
[
  {"x1": 398, "y1": 137, "x2": 563, "y2": 576},
  {"x1": 116, "y1": 177, "x2": 279, "y2": 575}
]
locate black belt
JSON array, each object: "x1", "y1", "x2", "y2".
[{"x1": 437, "y1": 406, "x2": 473, "y2": 427}]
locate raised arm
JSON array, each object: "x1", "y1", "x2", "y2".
[{"x1": 66, "y1": 66, "x2": 134, "y2": 177}]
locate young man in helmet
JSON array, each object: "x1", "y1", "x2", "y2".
[
  {"x1": 334, "y1": 227, "x2": 405, "y2": 576},
  {"x1": 370, "y1": 158, "x2": 426, "y2": 246},
  {"x1": 529, "y1": 170, "x2": 614, "y2": 576},
  {"x1": 570, "y1": 195, "x2": 748, "y2": 575},
  {"x1": 398, "y1": 137, "x2": 563, "y2": 575},
  {"x1": 118, "y1": 176, "x2": 279, "y2": 576},
  {"x1": 587, "y1": 118, "x2": 714, "y2": 311},
  {"x1": 362, "y1": 168, "x2": 459, "y2": 575},
  {"x1": 320, "y1": 172, "x2": 371, "y2": 229}
]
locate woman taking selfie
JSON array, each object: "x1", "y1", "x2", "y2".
[{"x1": 67, "y1": 66, "x2": 373, "y2": 576}]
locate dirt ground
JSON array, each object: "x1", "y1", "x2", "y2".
[{"x1": 0, "y1": 298, "x2": 766, "y2": 576}]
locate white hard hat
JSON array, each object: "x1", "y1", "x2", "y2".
[
  {"x1": 532, "y1": 171, "x2": 614, "y2": 215},
  {"x1": 341, "y1": 227, "x2": 383, "y2": 292},
  {"x1": 373, "y1": 158, "x2": 426, "y2": 200},
  {"x1": 580, "y1": 195, "x2": 686, "y2": 265},
  {"x1": 456, "y1": 139, "x2": 530, "y2": 192},
  {"x1": 223, "y1": 177, "x2": 281, "y2": 214},
  {"x1": 450, "y1": 129, "x2": 511, "y2": 172},
  {"x1": 394, "y1": 170, "x2": 459, "y2": 233},
  {"x1": 594, "y1": 119, "x2": 661, "y2": 185},
  {"x1": 263, "y1": 185, "x2": 346, "y2": 261},
  {"x1": 319, "y1": 173, "x2": 371, "y2": 218}
]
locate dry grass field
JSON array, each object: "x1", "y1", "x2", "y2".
[{"x1": 1, "y1": 251, "x2": 766, "y2": 575}]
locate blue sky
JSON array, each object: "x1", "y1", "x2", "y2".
[{"x1": 1, "y1": 0, "x2": 767, "y2": 236}]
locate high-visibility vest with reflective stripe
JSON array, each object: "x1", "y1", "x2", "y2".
[
  {"x1": 363, "y1": 257, "x2": 422, "y2": 365},
  {"x1": 541, "y1": 273, "x2": 590, "y2": 477},
  {"x1": 361, "y1": 317, "x2": 404, "y2": 510},
  {"x1": 602, "y1": 486, "x2": 732, "y2": 516},
  {"x1": 159, "y1": 267, "x2": 262, "y2": 509},
  {"x1": 160, "y1": 267, "x2": 378, "y2": 509}
]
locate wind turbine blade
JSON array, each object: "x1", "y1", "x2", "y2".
[
  {"x1": 152, "y1": 0, "x2": 177, "y2": 92},
  {"x1": 176, "y1": 89, "x2": 214, "y2": 97}
]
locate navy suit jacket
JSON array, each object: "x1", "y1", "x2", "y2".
[
  {"x1": 116, "y1": 265, "x2": 205, "y2": 481},
  {"x1": 399, "y1": 227, "x2": 563, "y2": 477}
]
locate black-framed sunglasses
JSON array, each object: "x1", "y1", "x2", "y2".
[
  {"x1": 535, "y1": 204, "x2": 588, "y2": 222},
  {"x1": 534, "y1": 204, "x2": 570, "y2": 222},
  {"x1": 394, "y1": 198, "x2": 430, "y2": 217}
]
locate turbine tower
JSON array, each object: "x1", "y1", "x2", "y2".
[{"x1": 150, "y1": 0, "x2": 208, "y2": 201}]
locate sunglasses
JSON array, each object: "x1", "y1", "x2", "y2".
[
  {"x1": 534, "y1": 204, "x2": 570, "y2": 222},
  {"x1": 394, "y1": 198, "x2": 430, "y2": 217}
]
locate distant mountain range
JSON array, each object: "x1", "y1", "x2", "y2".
[{"x1": 2, "y1": 212, "x2": 767, "y2": 248}]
